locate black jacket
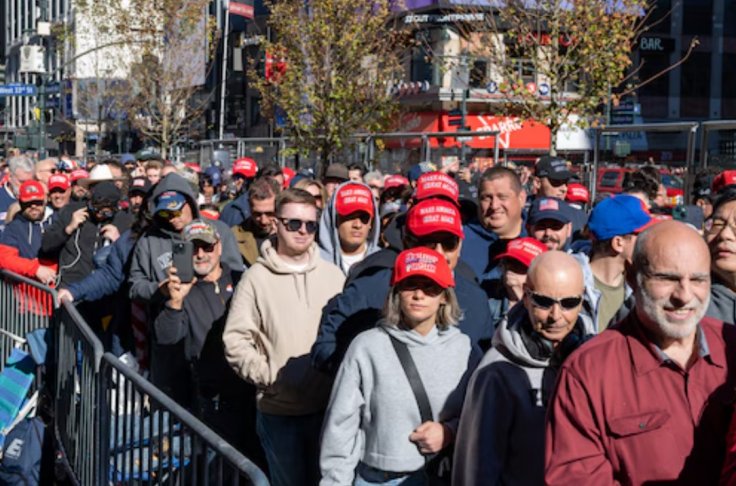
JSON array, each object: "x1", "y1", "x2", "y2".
[
  {"x1": 41, "y1": 200, "x2": 133, "y2": 286},
  {"x1": 152, "y1": 265, "x2": 246, "y2": 408}
]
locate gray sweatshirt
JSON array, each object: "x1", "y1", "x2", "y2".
[
  {"x1": 452, "y1": 304, "x2": 596, "y2": 486},
  {"x1": 319, "y1": 322, "x2": 480, "y2": 486}
]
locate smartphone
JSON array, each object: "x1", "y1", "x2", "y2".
[{"x1": 172, "y1": 241, "x2": 194, "y2": 283}]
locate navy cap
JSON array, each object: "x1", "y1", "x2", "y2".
[
  {"x1": 154, "y1": 191, "x2": 187, "y2": 214},
  {"x1": 535, "y1": 156, "x2": 573, "y2": 181},
  {"x1": 528, "y1": 197, "x2": 573, "y2": 225}
]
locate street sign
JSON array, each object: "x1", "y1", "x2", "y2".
[{"x1": 0, "y1": 84, "x2": 38, "y2": 97}]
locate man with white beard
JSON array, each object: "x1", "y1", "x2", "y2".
[{"x1": 545, "y1": 220, "x2": 736, "y2": 485}]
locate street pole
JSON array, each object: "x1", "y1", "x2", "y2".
[
  {"x1": 218, "y1": 0, "x2": 230, "y2": 141},
  {"x1": 460, "y1": 87, "x2": 468, "y2": 165},
  {"x1": 38, "y1": 0, "x2": 49, "y2": 159}
]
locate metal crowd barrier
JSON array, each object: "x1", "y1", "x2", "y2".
[
  {"x1": 0, "y1": 270, "x2": 57, "y2": 370},
  {"x1": 54, "y1": 299, "x2": 270, "y2": 485}
]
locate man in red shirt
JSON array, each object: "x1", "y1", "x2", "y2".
[{"x1": 546, "y1": 220, "x2": 736, "y2": 485}]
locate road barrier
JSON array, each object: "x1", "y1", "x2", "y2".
[{"x1": 0, "y1": 270, "x2": 268, "y2": 485}]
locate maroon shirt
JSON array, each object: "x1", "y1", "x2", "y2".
[{"x1": 545, "y1": 313, "x2": 736, "y2": 485}]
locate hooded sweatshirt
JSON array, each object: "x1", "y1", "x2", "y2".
[
  {"x1": 706, "y1": 278, "x2": 736, "y2": 325},
  {"x1": 128, "y1": 173, "x2": 243, "y2": 303},
  {"x1": 452, "y1": 304, "x2": 595, "y2": 486},
  {"x1": 320, "y1": 322, "x2": 481, "y2": 486},
  {"x1": 318, "y1": 181, "x2": 381, "y2": 275},
  {"x1": 223, "y1": 239, "x2": 345, "y2": 415}
]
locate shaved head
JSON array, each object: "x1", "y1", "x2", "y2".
[
  {"x1": 527, "y1": 251, "x2": 584, "y2": 293},
  {"x1": 524, "y1": 251, "x2": 585, "y2": 344}
]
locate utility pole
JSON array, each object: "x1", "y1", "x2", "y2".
[
  {"x1": 38, "y1": 0, "x2": 49, "y2": 159},
  {"x1": 218, "y1": 0, "x2": 231, "y2": 140}
]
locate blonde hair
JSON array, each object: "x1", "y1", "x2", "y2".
[
  {"x1": 294, "y1": 178, "x2": 328, "y2": 205},
  {"x1": 383, "y1": 286, "x2": 462, "y2": 330}
]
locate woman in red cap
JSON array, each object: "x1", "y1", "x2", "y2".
[{"x1": 319, "y1": 247, "x2": 480, "y2": 486}]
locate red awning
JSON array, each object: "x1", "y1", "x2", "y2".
[{"x1": 384, "y1": 112, "x2": 551, "y2": 151}]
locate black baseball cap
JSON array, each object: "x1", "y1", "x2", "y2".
[{"x1": 535, "y1": 156, "x2": 573, "y2": 181}]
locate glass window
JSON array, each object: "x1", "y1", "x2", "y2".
[
  {"x1": 682, "y1": 0, "x2": 712, "y2": 35},
  {"x1": 723, "y1": 54, "x2": 736, "y2": 118},
  {"x1": 680, "y1": 51, "x2": 710, "y2": 117},
  {"x1": 725, "y1": 0, "x2": 736, "y2": 36}
]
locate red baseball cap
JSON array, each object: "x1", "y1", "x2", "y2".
[
  {"x1": 335, "y1": 183, "x2": 374, "y2": 217},
  {"x1": 565, "y1": 183, "x2": 590, "y2": 204},
  {"x1": 282, "y1": 167, "x2": 296, "y2": 188},
  {"x1": 712, "y1": 170, "x2": 736, "y2": 193},
  {"x1": 184, "y1": 162, "x2": 201, "y2": 173},
  {"x1": 392, "y1": 247, "x2": 455, "y2": 289},
  {"x1": 69, "y1": 169, "x2": 89, "y2": 183},
  {"x1": 384, "y1": 175, "x2": 410, "y2": 191},
  {"x1": 18, "y1": 180, "x2": 47, "y2": 203},
  {"x1": 48, "y1": 174, "x2": 71, "y2": 192},
  {"x1": 406, "y1": 199, "x2": 464, "y2": 239},
  {"x1": 232, "y1": 157, "x2": 258, "y2": 179},
  {"x1": 414, "y1": 172, "x2": 459, "y2": 205},
  {"x1": 494, "y1": 237, "x2": 547, "y2": 267}
]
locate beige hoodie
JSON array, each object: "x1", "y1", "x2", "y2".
[{"x1": 223, "y1": 238, "x2": 345, "y2": 415}]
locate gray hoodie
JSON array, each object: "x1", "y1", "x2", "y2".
[
  {"x1": 319, "y1": 322, "x2": 480, "y2": 486},
  {"x1": 128, "y1": 173, "x2": 243, "y2": 303},
  {"x1": 318, "y1": 181, "x2": 381, "y2": 275},
  {"x1": 452, "y1": 304, "x2": 595, "y2": 486},
  {"x1": 706, "y1": 280, "x2": 736, "y2": 324}
]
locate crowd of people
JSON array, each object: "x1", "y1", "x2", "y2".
[{"x1": 2, "y1": 150, "x2": 736, "y2": 485}]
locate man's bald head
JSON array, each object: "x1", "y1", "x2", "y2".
[
  {"x1": 527, "y1": 251, "x2": 584, "y2": 294},
  {"x1": 631, "y1": 220, "x2": 711, "y2": 343},
  {"x1": 524, "y1": 251, "x2": 585, "y2": 344}
]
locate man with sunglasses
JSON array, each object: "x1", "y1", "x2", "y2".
[
  {"x1": 0, "y1": 181, "x2": 58, "y2": 285},
  {"x1": 547, "y1": 221, "x2": 735, "y2": 485},
  {"x1": 532, "y1": 156, "x2": 572, "y2": 200},
  {"x1": 224, "y1": 188, "x2": 345, "y2": 486},
  {"x1": 454, "y1": 250, "x2": 593, "y2": 485},
  {"x1": 232, "y1": 177, "x2": 281, "y2": 267},
  {"x1": 152, "y1": 219, "x2": 265, "y2": 466},
  {"x1": 312, "y1": 197, "x2": 494, "y2": 375},
  {"x1": 318, "y1": 181, "x2": 380, "y2": 275}
]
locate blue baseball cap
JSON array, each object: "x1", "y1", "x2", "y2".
[
  {"x1": 588, "y1": 195, "x2": 656, "y2": 240},
  {"x1": 528, "y1": 197, "x2": 573, "y2": 225},
  {"x1": 155, "y1": 191, "x2": 187, "y2": 214}
]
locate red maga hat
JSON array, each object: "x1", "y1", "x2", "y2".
[
  {"x1": 335, "y1": 183, "x2": 374, "y2": 217},
  {"x1": 565, "y1": 183, "x2": 590, "y2": 204},
  {"x1": 392, "y1": 247, "x2": 455, "y2": 289},
  {"x1": 48, "y1": 174, "x2": 71, "y2": 192},
  {"x1": 494, "y1": 237, "x2": 547, "y2": 267},
  {"x1": 232, "y1": 157, "x2": 258, "y2": 179},
  {"x1": 18, "y1": 180, "x2": 47, "y2": 203},
  {"x1": 406, "y1": 199, "x2": 464, "y2": 239},
  {"x1": 414, "y1": 171, "x2": 459, "y2": 205}
]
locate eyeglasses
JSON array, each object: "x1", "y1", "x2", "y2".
[
  {"x1": 21, "y1": 200, "x2": 45, "y2": 207},
  {"x1": 415, "y1": 234, "x2": 460, "y2": 252},
  {"x1": 278, "y1": 218, "x2": 318, "y2": 234},
  {"x1": 525, "y1": 289, "x2": 583, "y2": 310},
  {"x1": 397, "y1": 278, "x2": 444, "y2": 297},
  {"x1": 193, "y1": 241, "x2": 217, "y2": 253},
  {"x1": 158, "y1": 209, "x2": 182, "y2": 220},
  {"x1": 706, "y1": 218, "x2": 736, "y2": 235}
]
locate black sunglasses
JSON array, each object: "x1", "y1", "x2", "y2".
[
  {"x1": 415, "y1": 234, "x2": 460, "y2": 252},
  {"x1": 341, "y1": 212, "x2": 372, "y2": 225},
  {"x1": 278, "y1": 218, "x2": 318, "y2": 234},
  {"x1": 193, "y1": 241, "x2": 217, "y2": 253},
  {"x1": 525, "y1": 289, "x2": 582, "y2": 310}
]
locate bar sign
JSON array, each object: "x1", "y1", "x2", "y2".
[{"x1": 229, "y1": 0, "x2": 254, "y2": 19}]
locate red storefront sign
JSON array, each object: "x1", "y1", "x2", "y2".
[{"x1": 387, "y1": 112, "x2": 551, "y2": 150}]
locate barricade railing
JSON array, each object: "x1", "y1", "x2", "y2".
[
  {"x1": 0, "y1": 270, "x2": 57, "y2": 370},
  {"x1": 54, "y1": 299, "x2": 270, "y2": 485}
]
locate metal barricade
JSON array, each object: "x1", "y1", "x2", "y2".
[
  {"x1": 54, "y1": 299, "x2": 270, "y2": 485},
  {"x1": 0, "y1": 270, "x2": 57, "y2": 370}
]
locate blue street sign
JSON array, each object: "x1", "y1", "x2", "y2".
[{"x1": 0, "y1": 84, "x2": 38, "y2": 97}]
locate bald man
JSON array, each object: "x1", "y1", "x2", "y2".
[
  {"x1": 453, "y1": 251, "x2": 595, "y2": 485},
  {"x1": 547, "y1": 221, "x2": 736, "y2": 485}
]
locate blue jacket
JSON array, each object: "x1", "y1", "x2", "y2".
[
  {"x1": 311, "y1": 248, "x2": 493, "y2": 374},
  {"x1": 460, "y1": 219, "x2": 498, "y2": 279},
  {"x1": 0, "y1": 213, "x2": 43, "y2": 259},
  {"x1": 66, "y1": 230, "x2": 136, "y2": 302},
  {"x1": 0, "y1": 183, "x2": 16, "y2": 235},
  {"x1": 219, "y1": 193, "x2": 251, "y2": 228}
]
